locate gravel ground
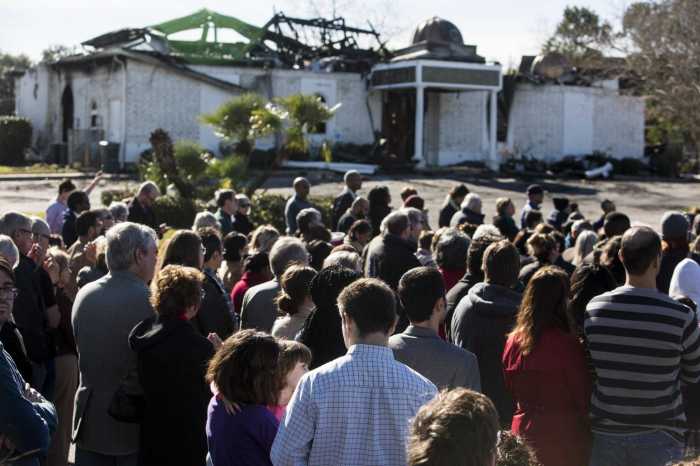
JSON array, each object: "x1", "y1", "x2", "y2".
[{"x1": 1, "y1": 174, "x2": 698, "y2": 232}]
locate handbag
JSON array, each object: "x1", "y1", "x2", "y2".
[{"x1": 108, "y1": 373, "x2": 145, "y2": 423}]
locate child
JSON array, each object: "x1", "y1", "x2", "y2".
[
  {"x1": 270, "y1": 340, "x2": 312, "y2": 421},
  {"x1": 415, "y1": 230, "x2": 436, "y2": 268}
]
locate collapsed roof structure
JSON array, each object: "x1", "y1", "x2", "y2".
[{"x1": 80, "y1": 8, "x2": 388, "y2": 72}]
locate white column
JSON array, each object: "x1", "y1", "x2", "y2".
[
  {"x1": 488, "y1": 90, "x2": 498, "y2": 171},
  {"x1": 414, "y1": 85, "x2": 425, "y2": 167}
]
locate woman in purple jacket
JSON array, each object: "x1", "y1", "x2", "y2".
[{"x1": 206, "y1": 330, "x2": 282, "y2": 466}]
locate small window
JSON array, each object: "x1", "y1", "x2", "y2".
[{"x1": 90, "y1": 101, "x2": 101, "y2": 128}]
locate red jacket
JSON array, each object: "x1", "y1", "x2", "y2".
[
  {"x1": 230, "y1": 271, "x2": 267, "y2": 315},
  {"x1": 503, "y1": 327, "x2": 591, "y2": 466}
]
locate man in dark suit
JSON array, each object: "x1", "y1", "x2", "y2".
[
  {"x1": 127, "y1": 181, "x2": 162, "y2": 235},
  {"x1": 331, "y1": 170, "x2": 362, "y2": 231}
]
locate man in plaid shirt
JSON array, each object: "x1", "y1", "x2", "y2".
[{"x1": 271, "y1": 278, "x2": 437, "y2": 466}]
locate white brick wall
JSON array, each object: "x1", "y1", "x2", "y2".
[{"x1": 507, "y1": 83, "x2": 644, "y2": 160}]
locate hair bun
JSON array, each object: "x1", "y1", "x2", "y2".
[{"x1": 277, "y1": 293, "x2": 294, "y2": 314}]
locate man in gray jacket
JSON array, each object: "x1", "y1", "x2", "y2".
[
  {"x1": 389, "y1": 267, "x2": 481, "y2": 391},
  {"x1": 72, "y1": 222, "x2": 158, "y2": 466}
]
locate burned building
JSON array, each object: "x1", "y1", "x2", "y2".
[{"x1": 13, "y1": 10, "x2": 643, "y2": 169}]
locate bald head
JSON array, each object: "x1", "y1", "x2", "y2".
[
  {"x1": 620, "y1": 226, "x2": 661, "y2": 276},
  {"x1": 293, "y1": 177, "x2": 310, "y2": 200}
]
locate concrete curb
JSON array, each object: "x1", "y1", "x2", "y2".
[{"x1": 0, "y1": 173, "x2": 136, "y2": 182}]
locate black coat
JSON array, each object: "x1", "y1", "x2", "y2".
[
  {"x1": 129, "y1": 316, "x2": 214, "y2": 466},
  {"x1": 445, "y1": 272, "x2": 480, "y2": 340},
  {"x1": 127, "y1": 198, "x2": 159, "y2": 232},
  {"x1": 233, "y1": 212, "x2": 254, "y2": 236},
  {"x1": 332, "y1": 191, "x2": 355, "y2": 231},
  {"x1": 337, "y1": 211, "x2": 358, "y2": 234},
  {"x1": 299, "y1": 305, "x2": 346, "y2": 370},
  {"x1": 438, "y1": 201, "x2": 458, "y2": 228},
  {"x1": 363, "y1": 234, "x2": 421, "y2": 290},
  {"x1": 0, "y1": 321, "x2": 33, "y2": 382},
  {"x1": 657, "y1": 248, "x2": 688, "y2": 294},
  {"x1": 194, "y1": 273, "x2": 235, "y2": 340},
  {"x1": 450, "y1": 208, "x2": 485, "y2": 228},
  {"x1": 61, "y1": 210, "x2": 78, "y2": 248},
  {"x1": 13, "y1": 255, "x2": 49, "y2": 364},
  {"x1": 493, "y1": 215, "x2": 519, "y2": 242}
]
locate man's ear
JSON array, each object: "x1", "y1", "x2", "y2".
[{"x1": 388, "y1": 314, "x2": 398, "y2": 336}]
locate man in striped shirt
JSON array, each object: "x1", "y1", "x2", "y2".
[{"x1": 585, "y1": 226, "x2": 700, "y2": 466}]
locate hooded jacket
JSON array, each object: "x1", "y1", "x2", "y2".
[
  {"x1": 450, "y1": 282, "x2": 522, "y2": 427},
  {"x1": 129, "y1": 315, "x2": 214, "y2": 466}
]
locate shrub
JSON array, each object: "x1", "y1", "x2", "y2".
[
  {"x1": 206, "y1": 154, "x2": 248, "y2": 194},
  {"x1": 249, "y1": 193, "x2": 335, "y2": 234},
  {"x1": 152, "y1": 195, "x2": 200, "y2": 229},
  {"x1": 0, "y1": 117, "x2": 32, "y2": 165}
]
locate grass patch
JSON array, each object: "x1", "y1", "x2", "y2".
[{"x1": 0, "y1": 164, "x2": 84, "y2": 175}]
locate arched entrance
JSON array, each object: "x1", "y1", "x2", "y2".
[{"x1": 61, "y1": 85, "x2": 74, "y2": 143}]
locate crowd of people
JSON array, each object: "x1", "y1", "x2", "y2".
[{"x1": 3, "y1": 169, "x2": 700, "y2": 466}]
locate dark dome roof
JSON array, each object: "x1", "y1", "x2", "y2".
[{"x1": 411, "y1": 17, "x2": 464, "y2": 46}]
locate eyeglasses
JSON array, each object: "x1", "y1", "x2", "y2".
[
  {"x1": 18, "y1": 228, "x2": 32, "y2": 237},
  {"x1": 0, "y1": 287, "x2": 19, "y2": 299}
]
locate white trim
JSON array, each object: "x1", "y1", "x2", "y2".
[{"x1": 370, "y1": 59, "x2": 503, "y2": 91}]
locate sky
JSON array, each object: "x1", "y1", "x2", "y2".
[{"x1": 0, "y1": 0, "x2": 628, "y2": 68}]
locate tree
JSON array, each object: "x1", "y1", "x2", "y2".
[
  {"x1": 40, "y1": 44, "x2": 79, "y2": 64},
  {"x1": 543, "y1": 6, "x2": 614, "y2": 68},
  {"x1": 0, "y1": 51, "x2": 31, "y2": 115},
  {"x1": 623, "y1": 0, "x2": 700, "y2": 160}
]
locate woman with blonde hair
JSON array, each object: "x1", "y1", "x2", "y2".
[
  {"x1": 572, "y1": 230, "x2": 598, "y2": 266},
  {"x1": 249, "y1": 225, "x2": 280, "y2": 255},
  {"x1": 503, "y1": 266, "x2": 590, "y2": 466}
]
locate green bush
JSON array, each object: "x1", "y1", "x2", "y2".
[
  {"x1": 153, "y1": 195, "x2": 200, "y2": 229},
  {"x1": 174, "y1": 140, "x2": 210, "y2": 181},
  {"x1": 206, "y1": 154, "x2": 248, "y2": 194},
  {"x1": 0, "y1": 117, "x2": 32, "y2": 165},
  {"x1": 249, "y1": 193, "x2": 335, "y2": 234}
]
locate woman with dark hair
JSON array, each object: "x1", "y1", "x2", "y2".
[
  {"x1": 518, "y1": 233, "x2": 559, "y2": 286},
  {"x1": 438, "y1": 184, "x2": 469, "y2": 228},
  {"x1": 344, "y1": 219, "x2": 372, "y2": 254},
  {"x1": 160, "y1": 230, "x2": 204, "y2": 270},
  {"x1": 568, "y1": 264, "x2": 616, "y2": 337},
  {"x1": 160, "y1": 229, "x2": 233, "y2": 339},
  {"x1": 219, "y1": 232, "x2": 248, "y2": 292},
  {"x1": 129, "y1": 265, "x2": 214, "y2": 466},
  {"x1": 230, "y1": 253, "x2": 272, "y2": 315},
  {"x1": 298, "y1": 266, "x2": 361, "y2": 369},
  {"x1": 367, "y1": 185, "x2": 392, "y2": 237},
  {"x1": 206, "y1": 330, "x2": 282, "y2": 466},
  {"x1": 271, "y1": 265, "x2": 317, "y2": 340},
  {"x1": 503, "y1": 266, "x2": 590, "y2": 466}
]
